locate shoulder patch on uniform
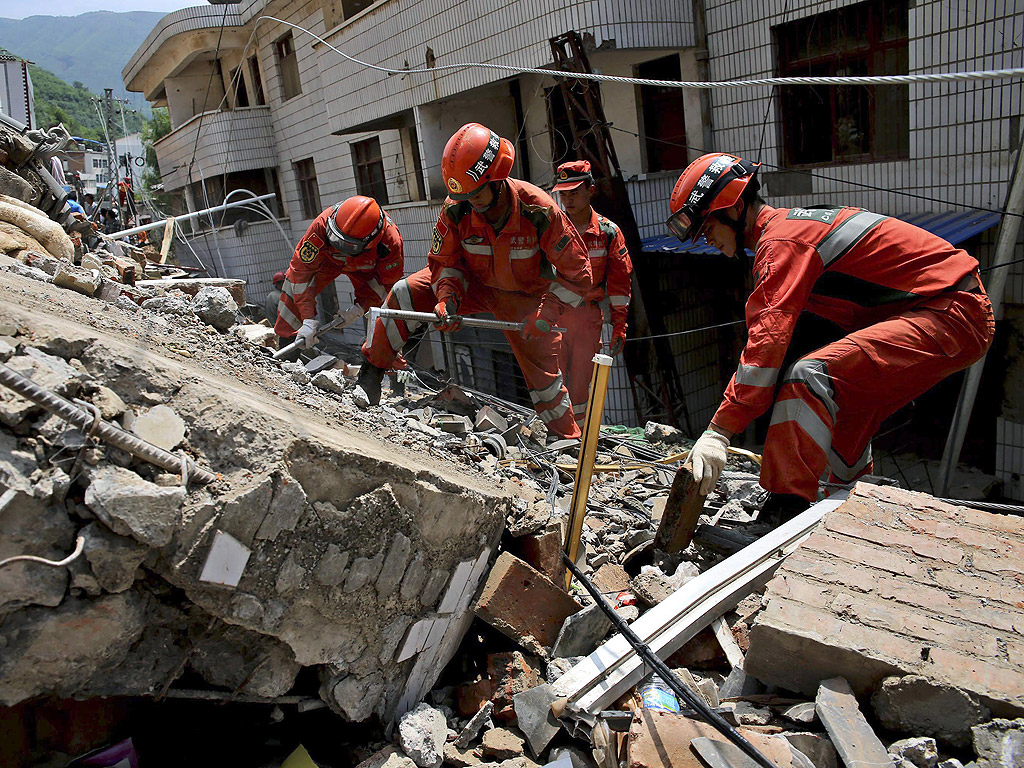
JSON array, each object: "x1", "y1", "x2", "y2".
[
  {"x1": 555, "y1": 235, "x2": 570, "y2": 252},
  {"x1": 431, "y1": 226, "x2": 444, "y2": 255},
  {"x1": 619, "y1": 246, "x2": 628, "y2": 255},
  {"x1": 786, "y1": 207, "x2": 843, "y2": 224},
  {"x1": 597, "y1": 217, "x2": 619, "y2": 237},
  {"x1": 298, "y1": 241, "x2": 320, "y2": 263},
  {"x1": 307, "y1": 232, "x2": 325, "y2": 249}
]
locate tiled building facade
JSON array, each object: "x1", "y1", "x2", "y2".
[{"x1": 124, "y1": 0, "x2": 1024, "y2": 492}]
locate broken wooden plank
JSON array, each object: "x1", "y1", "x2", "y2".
[
  {"x1": 654, "y1": 462, "x2": 706, "y2": 553},
  {"x1": 815, "y1": 677, "x2": 891, "y2": 768},
  {"x1": 711, "y1": 616, "x2": 745, "y2": 669}
]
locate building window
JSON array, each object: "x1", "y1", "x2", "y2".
[
  {"x1": 230, "y1": 66, "x2": 249, "y2": 107},
  {"x1": 637, "y1": 55, "x2": 688, "y2": 173},
  {"x1": 323, "y1": 0, "x2": 378, "y2": 30},
  {"x1": 776, "y1": 0, "x2": 909, "y2": 166},
  {"x1": 275, "y1": 33, "x2": 302, "y2": 101},
  {"x1": 294, "y1": 158, "x2": 321, "y2": 218},
  {"x1": 249, "y1": 54, "x2": 267, "y2": 106},
  {"x1": 352, "y1": 137, "x2": 388, "y2": 205}
]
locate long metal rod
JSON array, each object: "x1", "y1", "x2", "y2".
[
  {"x1": 273, "y1": 306, "x2": 366, "y2": 360},
  {"x1": 374, "y1": 307, "x2": 567, "y2": 333},
  {"x1": 107, "y1": 193, "x2": 277, "y2": 238},
  {"x1": 0, "y1": 363, "x2": 216, "y2": 485},
  {"x1": 938, "y1": 128, "x2": 1024, "y2": 495},
  {"x1": 562, "y1": 553, "x2": 776, "y2": 768},
  {"x1": 564, "y1": 353, "x2": 612, "y2": 589}
]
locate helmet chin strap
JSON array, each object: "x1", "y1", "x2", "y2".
[{"x1": 472, "y1": 180, "x2": 505, "y2": 213}]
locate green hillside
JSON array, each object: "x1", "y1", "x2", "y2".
[
  {"x1": 0, "y1": 11, "x2": 163, "y2": 117},
  {"x1": 26, "y1": 62, "x2": 143, "y2": 142}
]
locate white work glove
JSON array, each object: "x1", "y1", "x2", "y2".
[
  {"x1": 689, "y1": 429, "x2": 730, "y2": 495},
  {"x1": 295, "y1": 318, "x2": 319, "y2": 349}
]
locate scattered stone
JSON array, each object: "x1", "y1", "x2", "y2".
[
  {"x1": 433, "y1": 414, "x2": 472, "y2": 435},
  {"x1": 130, "y1": 404, "x2": 186, "y2": 451},
  {"x1": 455, "y1": 700, "x2": 494, "y2": 749},
  {"x1": 398, "y1": 702, "x2": 447, "y2": 768},
  {"x1": 629, "y1": 562, "x2": 697, "y2": 607},
  {"x1": 0, "y1": 336, "x2": 15, "y2": 361},
  {"x1": 545, "y1": 656, "x2": 583, "y2": 684},
  {"x1": 644, "y1": 421, "x2": 685, "y2": 444},
  {"x1": 781, "y1": 733, "x2": 839, "y2": 768},
  {"x1": 551, "y1": 602, "x2": 612, "y2": 658},
  {"x1": 592, "y1": 562, "x2": 631, "y2": 594},
  {"x1": 730, "y1": 700, "x2": 772, "y2": 726},
  {"x1": 192, "y1": 286, "x2": 238, "y2": 332},
  {"x1": 312, "y1": 368, "x2": 349, "y2": 395},
  {"x1": 520, "y1": 528, "x2": 562, "y2": 583},
  {"x1": 357, "y1": 745, "x2": 417, "y2": 768},
  {"x1": 89, "y1": 384, "x2": 127, "y2": 420},
  {"x1": 481, "y1": 728, "x2": 525, "y2": 760},
  {"x1": 80, "y1": 521, "x2": 149, "y2": 593},
  {"x1": 937, "y1": 760, "x2": 964, "y2": 768},
  {"x1": 140, "y1": 295, "x2": 191, "y2": 315},
  {"x1": 972, "y1": 718, "x2": 1024, "y2": 768},
  {"x1": 513, "y1": 682, "x2": 561, "y2": 757},
  {"x1": 872, "y1": 675, "x2": 990, "y2": 748},
  {"x1": 888, "y1": 737, "x2": 938, "y2": 768},
  {"x1": 475, "y1": 405, "x2": 508, "y2": 433},
  {"x1": 488, "y1": 651, "x2": 543, "y2": 723},
  {"x1": 83, "y1": 466, "x2": 186, "y2": 547},
  {"x1": 5, "y1": 261, "x2": 53, "y2": 283},
  {"x1": 53, "y1": 263, "x2": 101, "y2": 296},
  {"x1": 781, "y1": 701, "x2": 818, "y2": 724}
]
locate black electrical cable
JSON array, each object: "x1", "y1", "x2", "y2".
[{"x1": 560, "y1": 553, "x2": 777, "y2": 768}]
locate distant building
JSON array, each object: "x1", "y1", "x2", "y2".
[{"x1": 0, "y1": 50, "x2": 35, "y2": 128}]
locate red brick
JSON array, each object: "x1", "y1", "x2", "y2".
[
  {"x1": 487, "y1": 651, "x2": 542, "y2": 724},
  {"x1": 473, "y1": 552, "x2": 581, "y2": 655},
  {"x1": 801, "y1": 533, "x2": 922, "y2": 578},
  {"x1": 823, "y1": 514, "x2": 966, "y2": 565},
  {"x1": 457, "y1": 678, "x2": 496, "y2": 717},
  {"x1": 519, "y1": 529, "x2": 563, "y2": 584}
]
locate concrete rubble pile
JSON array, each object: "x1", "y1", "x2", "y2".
[{"x1": 2, "y1": 247, "x2": 1023, "y2": 767}]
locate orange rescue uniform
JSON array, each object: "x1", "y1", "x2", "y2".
[
  {"x1": 714, "y1": 205, "x2": 994, "y2": 501},
  {"x1": 275, "y1": 207, "x2": 403, "y2": 337},
  {"x1": 362, "y1": 178, "x2": 592, "y2": 438}
]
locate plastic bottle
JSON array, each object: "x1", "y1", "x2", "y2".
[{"x1": 638, "y1": 673, "x2": 680, "y2": 712}]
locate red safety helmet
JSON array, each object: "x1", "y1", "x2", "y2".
[
  {"x1": 272, "y1": 271, "x2": 287, "y2": 285},
  {"x1": 326, "y1": 195, "x2": 385, "y2": 255},
  {"x1": 667, "y1": 153, "x2": 760, "y2": 243},
  {"x1": 441, "y1": 123, "x2": 515, "y2": 200}
]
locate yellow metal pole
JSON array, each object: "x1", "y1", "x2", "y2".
[{"x1": 563, "y1": 353, "x2": 613, "y2": 590}]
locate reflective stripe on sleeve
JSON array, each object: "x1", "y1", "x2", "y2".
[
  {"x1": 277, "y1": 300, "x2": 302, "y2": 330},
  {"x1": 538, "y1": 394, "x2": 572, "y2": 424},
  {"x1": 735, "y1": 363, "x2": 780, "y2": 388},
  {"x1": 817, "y1": 211, "x2": 888, "y2": 267},
  {"x1": 509, "y1": 248, "x2": 539, "y2": 261},
  {"x1": 609, "y1": 295, "x2": 630, "y2": 306},
  {"x1": 431, "y1": 267, "x2": 469, "y2": 293}
]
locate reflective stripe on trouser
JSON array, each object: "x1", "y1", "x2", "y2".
[
  {"x1": 556, "y1": 301, "x2": 604, "y2": 416},
  {"x1": 759, "y1": 291, "x2": 995, "y2": 501},
  {"x1": 362, "y1": 267, "x2": 582, "y2": 439}
]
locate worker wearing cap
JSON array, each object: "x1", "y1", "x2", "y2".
[
  {"x1": 275, "y1": 196, "x2": 403, "y2": 349},
  {"x1": 553, "y1": 160, "x2": 632, "y2": 421},
  {"x1": 356, "y1": 123, "x2": 592, "y2": 439},
  {"x1": 666, "y1": 152, "x2": 994, "y2": 520}
]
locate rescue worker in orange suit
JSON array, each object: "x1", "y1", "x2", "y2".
[
  {"x1": 667, "y1": 152, "x2": 994, "y2": 520},
  {"x1": 553, "y1": 160, "x2": 632, "y2": 422},
  {"x1": 274, "y1": 195, "x2": 403, "y2": 349},
  {"x1": 355, "y1": 123, "x2": 592, "y2": 439}
]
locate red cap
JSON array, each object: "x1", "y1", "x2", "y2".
[
  {"x1": 553, "y1": 160, "x2": 594, "y2": 192},
  {"x1": 272, "y1": 271, "x2": 287, "y2": 285}
]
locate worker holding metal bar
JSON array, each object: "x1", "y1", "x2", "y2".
[
  {"x1": 667, "y1": 152, "x2": 994, "y2": 521},
  {"x1": 355, "y1": 123, "x2": 592, "y2": 439},
  {"x1": 552, "y1": 160, "x2": 633, "y2": 422},
  {"x1": 274, "y1": 195, "x2": 403, "y2": 349}
]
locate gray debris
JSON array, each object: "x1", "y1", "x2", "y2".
[
  {"x1": 551, "y1": 602, "x2": 612, "y2": 658},
  {"x1": 454, "y1": 700, "x2": 493, "y2": 749},
  {"x1": 872, "y1": 675, "x2": 991, "y2": 748},
  {"x1": 83, "y1": 465, "x2": 186, "y2": 547},
  {"x1": 313, "y1": 368, "x2": 349, "y2": 395},
  {"x1": 972, "y1": 719, "x2": 1024, "y2": 768},
  {"x1": 888, "y1": 737, "x2": 938, "y2": 768},
  {"x1": 191, "y1": 286, "x2": 238, "y2": 332},
  {"x1": 80, "y1": 521, "x2": 149, "y2": 593},
  {"x1": 398, "y1": 702, "x2": 447, "y2": 768}
]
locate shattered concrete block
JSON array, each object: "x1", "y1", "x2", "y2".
[
  {"x1": 729, "y1": 700, "x2": 772, "y2": 726},
  {"x1": 321, "y1": 671, "x2": 386, "y2": 721},
  {"x1": 512, "y1": 683, "x2": 560, "y2": 756},
  {"x1": 433, "y1": 414, "x2": 472, "y2": 435},
  {"x1": 314, "y1": 543, "x2": 350, "y2": 587},
  {"x1": 488, "y1": 651, "x2": 543, "y2": 724},
  {"x1": 781, "y1": 701, "x2": 817, "y2": 724},
  {"x1": 455, "y1": 700, "x2": 494, "y2": 748},
  {"x1": 313, "y1": 368, "x2": 349, "y2": 395},
  {"x1": 89, "y1": 384, "x2": 127, "y2": 420},
  {"x1": 592, "y1": 562, "x2": 631, "y2": 594},
  {"x1": 254, "y1": 472, "x2": 307, "y2": 541},
  {"x1": 971, "y1": 718, "x2": 1024, "y2": 768},
  {"x1": 400, "y1": 553, "x2": 428, "y2": 601},
  {"x1": 0, "y1": 489, "x2": 74, "y2": 613},
  {"x1": 0, "y1": 592, "x2": 145, "y2": 705},
  {"x1": 275, "y1": 551, "x2": 307, "y2": 594},
  {"x1": 781, "y1": 733, "x2": 838, "y2": 768},
  {"x1": 84, "y1": 466, "x2": 186, "y2": 547},
  {"x1": 234, "y1": 323, "x2": 277, "y2": 347},
  {"x1": 473, "y1": 552, "x2": 581, "y2": 656},
  {"x1": 80, "y1": 521, "x2": 149, "y2": 593},
  {"x1": 643, "y1": 421, "x2": 685, "y2": 444},
  {"x1": 377, "y1": 532, "x2": 413, "y2": 597},
  {"x1": 520, "y1": 529, "x2": 563, "y2": 584},
  {"x1": 192, "y1": 286, "x2": 238, "y2": 332},
  {"x1": 888, "y1": 737, "x2": 938, "y2": 768},
  {"x1": 0, "y1": 336, "x2": 15, "y2": 361},
  {"x1": 130, "y1": 404, "x2": 186, "y2": 451},
  {"x1": 481, "y1": 728, "x2": 525, "y2": 760},
  {"x1": 356, "y1": 746, "x2": 416, "y2": 768},
  {"x1": 141, "y1": 295, "x2": 191, "y2": 316},
  {"x1": 421, "y1": 568, "x2": 450, "y2": 607},
  {"x1": 746, "y1": 484, "x2": 1024, "y2": 723},
  {"x1": 53, "y1": 262, "x2": 100, "y2": 296},
  {"x1": 345, "y1": 551, "x2": 385, "y2": 593},
  {"x1": 475, "y1": 405, "x2": 508, "y2": 433},
  {"x1": 872, "y1": 675, "x2": 991, "y2": 748},
  {"x1": 398, "y1": 702, "x2": 447, "y2": 768},
  {"x1": 216, "y1": 471, "x2": 275, "y2": 546},
  {"x1": 551, "y1": 602, "x2": 612, "y2": 658},
  {"x1": 444, "y1": 743, "x2": 483, "y2": 767}
]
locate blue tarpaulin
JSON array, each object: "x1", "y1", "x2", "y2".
[{"x1": 641, "y1": 209, "x2": 1002, "y2": 255}]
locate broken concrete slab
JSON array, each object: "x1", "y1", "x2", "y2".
[
  {"x1": 398, "y1": 702, "x2": 447, "y2": 768},
  {"x1": 551, "y1": 602, "x2": 612, "y2": 658},
  {"x1": 476, "y1": 405, "x2": 509, "y2": 433},
  {"x1": 520, "y1": 528, "x2": 562, "y2": 584},
  {"x1": 654, "y1": 463, "x2": 706, "y2": 553},
  {"x1": 455, "y1": 700, "x2": 494, "y2": 748},
  {"x1": 815, "y1": 677, "x2": 891, "y2": 768},
  {"x1": 488, "y1": 651, "x2": 543, "y2": 724},
  {"x1": 872, "y1": 675, "x2": 991, "y2": 749},
  {"x1": 313, "y1": 368, "x2": 349, "y2": 395},
  {"x1": 191, "y1": 286, "x2": 238, "y2": 332},
  {"x1": 481, "y1": 727, "x2": 525, "y2": 760},
  {"x1": 512, "y1": 683, "x2": 561, "y2": 757},
  {"x1": 745, "y1": 484, "x2": 1024, "y2": 719},
  {"x1": 84, "y1": 465, "x2": 186, "y2": 548},
  {"x1": 53, "y1": 262, "x2": 100, "y2": 296},
  {"x1": 971, "y1": 718, "x2": 1024, "y2": 768},
  {"x1": 473, "y1": 552, "x2": 581, "y2": 656},
  {"x1": 130, "y1": 403, "x2": 185, "y2": 451},
  {"x1": 780, "y1": 733, "x2": 838, "y2": 768}
]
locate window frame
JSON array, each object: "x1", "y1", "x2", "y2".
[
  {"x1": 275, "y1": 33, "x2": 302, "y2": 101},
  {"x1": 293, "y1": 158, "x2": 321, "y2": 219},
  {"x1": 351, "y1": 136, "x2": 389, "y2": 205}
]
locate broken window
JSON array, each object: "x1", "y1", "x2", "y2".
[
  {"x1": 248, "y1": 54, "x2": 267, "y2": 106},
  {"x1": 275, "y1": 33, "x2": 302, "y2": 101},
  {"x1": 294, "y1": 158, "x2": 321, "y2": 219},
  {"x1": 352, "y1": 137, "x2": 388, "y2": 205},
  {"x1": 637, "y1": 54, "x2": 688, "y2": 173},
  {"x1": 229, "y1": 66, "x2": 249, "y2": 108},
  {"x1": 776, "y1": 0, "x2": 909, "y2": 166}
]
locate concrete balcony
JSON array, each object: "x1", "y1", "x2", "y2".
[
  {"x1": 318, "y1": 0, "x2": 695, "y2": 134},
  {"x1": 123, "y1": 4, "x2": 248, "y2": 101},
  {"x1": 154, "y1": 106, "x2": 276, "y2": 192}
]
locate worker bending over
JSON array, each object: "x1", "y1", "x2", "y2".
[
  {"x1": 668, "y1": 152, "x2": 993, "y2": 519},
  {"x1": 275, "y1": 196, "x2": 403, "y2": 348},
  {"x1": 356, "y1": 123, "x2": 592, "y2": 439},
  {"x1": 553, "y1": 160, "x2": 632, "y2": 420}
]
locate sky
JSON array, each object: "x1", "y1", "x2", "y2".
[{"x1": 2, "y1": 1, "x2": 200, "y2": 19}]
